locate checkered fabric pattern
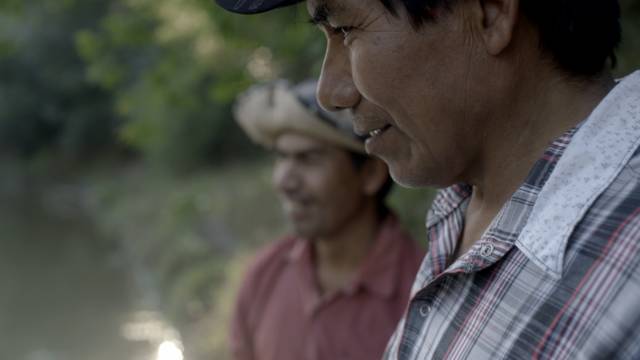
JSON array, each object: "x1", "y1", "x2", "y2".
[{"x1": 384, "y1": 73, "x2": 640, "y2": 360}]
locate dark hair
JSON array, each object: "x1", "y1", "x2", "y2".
[
  {"x1": 349, "y1": 151, "x2": 394, "y2": 217},
  {"x1": 379, "y1": 0, "x2": 621, "y2": 77}
]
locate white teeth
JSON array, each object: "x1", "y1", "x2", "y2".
[{"x1": 369, "y1": 128, "x2": 383, "y2": 137}]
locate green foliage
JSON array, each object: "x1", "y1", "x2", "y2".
[
  {"x1": 0, "y1": 0, "x2": 323, "y2": 169},
  {"x1": 1, "y1": 0, "x2": 638, "y2": 169},
  {"x1": 388, "y1": 186, "x2": 437, "y2": 244},
  {"x1": 0, "y1": 0, "x2": 116, "y2": 160},
  {"x1": 618, "y1": 0, "x2": 640, "y2": 75},
  {"x1": 75, "y1": 0, "x2": 323, "y2": 170}
]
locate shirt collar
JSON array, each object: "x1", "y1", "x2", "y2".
[
  {"x1": 286, "y1": 214, "x2": 405, "y2": 303},
  {"x1": 517, "y1": 71, "x2": 640, "y2": 279},
  {"x1": 427, "y1": 183, "x2": 472, "y2": 229},
  {"x1": 425, "y1": 71, "x2": 640, "y2": 279},
  {"x1": 426, "y1": 127, "x2": 579, "y2": 277}
]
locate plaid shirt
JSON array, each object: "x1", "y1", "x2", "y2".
[{"x1": 384, "y1": 71, "x2": 640, "y2": 360}]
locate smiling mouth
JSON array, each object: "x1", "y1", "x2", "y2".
[{"x1": 367, "y1": 125, "x2": 391, "y2": 139}]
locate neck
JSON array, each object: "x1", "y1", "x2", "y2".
[
  {"x1": 457, "y1": 68, "x2": 614, "y2": 257},
  {"x1": 312, "y1": 200, "x2": 381, "y2": 295},
  {"x1": 473, "y1": 70, "x2": 613, "y2": 209}
]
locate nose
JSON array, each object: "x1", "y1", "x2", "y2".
[
  {"x1": 316, "y1": 41, "x2": 360, "y2": 112},
  {"x1": 272, "y1": 159, "x2": 301, "y2": 196}
]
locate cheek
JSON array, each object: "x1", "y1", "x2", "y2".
[
  {"x1": 271, "y1": 165, "x2": 286, "y2": 192},
  {"x1": 350, "y1": 36, "x2": 406, "y2": 97},
  {"x1": 317, "y1": 173, "x2": 360, "y2": 208},
  {"x1": 352, "y1": 37, "x2": 436, "y2": 120},
  {"x1": 314, "y1": 176, "x2": 345, "y2": 203},
  {"x1": 303, "y1": 171, "x2": 336, "y2": 204}
]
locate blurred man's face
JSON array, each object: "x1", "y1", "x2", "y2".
[
  {"x1": 309, "y1": 0, "x2": 489, "y2": 187},
  {"x1": 272, "y1": 132, "x2": 367, "y2": 239}
]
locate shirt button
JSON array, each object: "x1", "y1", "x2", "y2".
[
  {"x1": 419, "y1": 304, "x2": 431, "y2": 317},
  {"x1": 480, "y1": 243, "x2": 495, "y2": 258}
]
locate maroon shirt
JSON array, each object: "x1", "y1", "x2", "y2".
[{"x1": 230, "y1": 215, "x2": 425, "y2": 360}]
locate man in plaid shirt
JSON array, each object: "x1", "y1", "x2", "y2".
[{"x1": 215, "y1": 0, "x2": 639, "y2": 359}]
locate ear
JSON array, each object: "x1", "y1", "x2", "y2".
[
  {"x1": 361, "y1": 158, "x2": 390, "y2": 196},
  {"x1": 477, "y1": 0, "x2": 519, "y2": 55}
]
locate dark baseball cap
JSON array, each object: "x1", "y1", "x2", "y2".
[{"x1": 215, "y1": 0, "x2": 304, "y2": 14}]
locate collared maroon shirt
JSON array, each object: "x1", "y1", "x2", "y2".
[{"x1": 230, "y1": 215, "x2": 425, "y2": 360}]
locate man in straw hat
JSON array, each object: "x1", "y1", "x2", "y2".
[
  {"x1": 230, "y1": 79, "x2": 424, "y2": 360},
  {"x1": 215, "y1": 1, "x2": 640, "y2": 359}
]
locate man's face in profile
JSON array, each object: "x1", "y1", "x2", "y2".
[
  {"x1": 308, "y1": 0, "x2": 489, "y2": 188},
  {"x1": 271, "y1": 132, "x2": 367, "y2": 239}
]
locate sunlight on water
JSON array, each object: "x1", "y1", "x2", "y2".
[
  {"x1": 119, "y1": 310, "x2": 185, "y2": 360},
  {"x1": 121, "y1": 311, "x2": 181, "y2": 342},
  {"x1": 156, "y1": 341, "x2": 184, "y2": 360}
]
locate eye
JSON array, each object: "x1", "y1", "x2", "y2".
[{"x1": 296, "y1": 150, "x2": 325, "y2": 165}]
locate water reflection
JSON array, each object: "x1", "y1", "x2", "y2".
[
  {"x1": 121, "y1": 311, "x2": 181, "y2": 343},
  {"x1": 157, "y1": 341, "x2": 184, "y2": 360},
  {"x1": 0, "y1": 165, "x2": 184, "y2": 360},
  {"x1": 121, "y1": 311, "x2": 185, "y2": 360}
]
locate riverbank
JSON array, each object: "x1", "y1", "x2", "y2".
[{"x1": 0, "y1": 158, "x2": 434, "y2": 359}]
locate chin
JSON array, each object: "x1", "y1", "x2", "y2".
[
  {"x1": 387, "y1": 159, "x2": 428, "y2": 188},
  {"x1": 388, "y1": 162, "x2": 453, "y2": 189},
  {"x1": 290, "y1": 223, "x2": 317, "y2": 239},
  {"x1": 389, "y1": 172, "x2": 421, "y2": 188}
]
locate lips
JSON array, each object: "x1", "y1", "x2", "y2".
[
  {"x1": 282, "y1": 197, "x2": 313, "y2": 214},
  {"x1": 348, "y1": 99, "x2": 397, "y2": 144},
  {"x1": 354, "y1": 119, "x2": 392, "y2": 139},
  {"x1": 352, "y1": 109, "x2": 394, "y2": 140},
  {"x1": 362, "y1": 122, "x2": 396, "y2": 157}
]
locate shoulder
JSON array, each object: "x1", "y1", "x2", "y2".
[
  {"x1": 239, "y1": 236, "x2": 298, "y2": 289},
  {"x1": 396, "y1": 228, "x2": 426, "y2": 268},
  {"x1": 230, "y1": 237, "x2": 299, "y2": 355},
  {"x1": 625, "y1": 147, "x2": 640, "y2": 184},
  {"x1": 233, "y1": 235, "x2": 300, "y2": 328},
  {"x1": 566, "y1": 148, "x2": 640, "y2": 268},
  {"x1": 383, "y1": 214, "x2": 426, "y2": 272},
  {"x1": 586, "y1": 146, "x2": 640, "y2": 221}
]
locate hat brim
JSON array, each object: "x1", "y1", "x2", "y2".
[
  {"x1": 214, "y1": 0, "x2": 304, "y2": 14},
  {"x1": 234, "y1": 81, "x2": 365, "y2": 154}
]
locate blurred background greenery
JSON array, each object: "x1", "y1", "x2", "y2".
[{"x1": 0, "y1": 0, "x2": 638, "y2": 359}]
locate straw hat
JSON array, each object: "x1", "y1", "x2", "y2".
[{"x1": 234, "y1": 79, "x2": 365, "y2": 154}]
